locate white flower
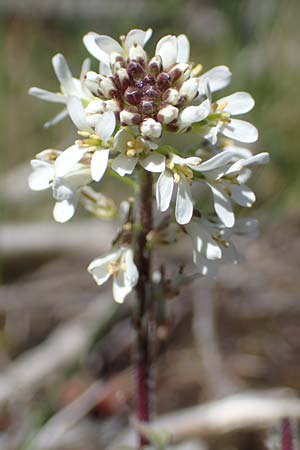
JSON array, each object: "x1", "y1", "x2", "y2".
[
  {"x1": 111, "y1": 129, "x2": 165, "y2": 176},
  {"x1": 140, "y1": 118, "x2": 162, "y2": 139},
  {"x1": 29, "y1": 55, "x2": 92, "y2": 128},
  {"x1": 193, "y1": 150, "x2": 270, "y2": 227},
  {"x1": 155, "y1": 34, "x2": 190, "y2": 70},
  {"x1": 29, "y1": 149, "x2": 91, "y2": 223},
  {"x1": 83, "y1": 28, "x2": 152, "y2": 70},
  {"x1": 88, "y1": 247, "x2": 139, "y2": 303},
  {"x1": 66, "y1": 97, "x2": 116, "y2": 182},
  {"x1": 203, "y1": 84, "x2": 258, "y2": 144},
  {"x1": 186, "y1": 217, "x2": 258, "y2": 277},
  {"x1": 197, "y1": 65, "x2": 232, "y2": 97},
  {"x1": 156, "y1": 154, "x2": 201, "y2": 225}
]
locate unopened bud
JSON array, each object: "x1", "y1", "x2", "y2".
[
  {"x1": 179, "y1": 78, "x2": 198, "y2": 102},
  {"x1": 148, "y1": 55, "x2": 162, "y2": 76},
  {"x1": 157, "y1": 105, "x2": 178, "y2": 124},
  {"x1": 156, "y1": 72, "x2": 171, "y2": 91},
  {"x1": 85, "y1": 71, "x2": 101, "y2": 95},
  {"x1": 129, "y1": 44, "x2": 147, "y2": 65},
  {"x1": 115, "y1": 68, "x2": 130, "y2": 90},
  {"x1": 99, "y1": 77, "x2": 117, "y2": 98},
  {"x1": 140, "y1": 118, "x2": 162, "y2": 138},
  {"x1": 104, "y1": 99, "x2": 121, "y2": 113},
  {"x1": 162, "y1": 88, "x2": 179, "y2": 105},
  {"x1": 124, "y1": 86, "x2": 142, "y2": 106},
  {"x1": 168, "y1": 63, "x2": 190, "y2": 83},
  {"x1": 85, "y1": 99, "x2": 106, "y2": 115},
  {"x1": 120, "y1": 109, "x2": 142, "y2": 126},
  {"x1": 127, "y1": 61, "x2": 145, "y2": 80},
  {"x1": 140, "y1": 98, "x2": 157, "y2": 115}
]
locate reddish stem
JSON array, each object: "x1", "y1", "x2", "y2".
[{"x1": 135, "y1": 170, "x2": 153, "y2": 448}]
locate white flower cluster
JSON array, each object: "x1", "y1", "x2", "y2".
[{"x1": 29, "y1": 29, "x2": 269, "y2": 302}]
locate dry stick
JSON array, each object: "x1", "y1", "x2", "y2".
[
  {"x1": 134, "y1": 170, "x2": 153, "y2": 448},
  {"x1": 109, "y1": 390, "x2": 300, "y2": 449}
]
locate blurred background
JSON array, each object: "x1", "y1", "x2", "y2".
[{"x1": 1, "y1": 0, "x2": 300, "y2": 449}]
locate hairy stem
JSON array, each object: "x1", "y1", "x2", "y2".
[{"x1": 135, "y1": 169, "x2": 153, "y2": 448}]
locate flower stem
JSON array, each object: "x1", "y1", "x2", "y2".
[{"x1": 135, "y1": 169, "x2": 153, "y2": 448}]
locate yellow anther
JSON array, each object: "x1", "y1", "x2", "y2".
[
  {"x1": 126, "y1": 149, "x2": 137, "y2": 157},
  {"x1": 107, "y1": 261, "x2": 119, "y2": 275},
  {"x1": 120, "y1": 262, "x2": 127, "y2": 272},
  {"x1": 217, "y1": 102, "x2": 228, "y2": 112},
  {"x1": 78, "y1": 131, "x2": 90, "y2": 138},
  {"x1": 166, "y1": 160, "x2": 175, "y2": 170},
  {"x1": 191, "y1": 64, "x2": 203, "y2": 77},
  {"x1": 90, "y1": 134, "x2": 100, "y2": 140},
  {"x1": 173, "y1": 173, "x2": 180, "y2": 183}
]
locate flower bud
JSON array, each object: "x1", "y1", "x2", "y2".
[
  {"x1": 115, "y1": 68, "x2": 130, "y2": 90},
  {"x1": 156, "y1": 72, "x2": 171, "y2": 91},
  {"x1": 143, "y1": 85, "x2": 161, "y2": 99},
  {"x1": 120, "y1": 109, "x2": 142, "y2": 126},
  {"x1": 129, "y1": 44, "x2": 147, "y2": 65},
  {"x1": 148, "y1": 55, "x2": 162, "y2": 76},
  {"x1": 85, "y1": 71, "x2": 101, "y2": 95},
  {"x1": 143, "y1": 74, "x2": 156, "y2": 86},
  {"x1": 168, "y1": 63, "x2": 190, "y2": 83},
  {"x1": 85, "y1": 99, "x2": 106, "y2": 115},
  {"x1": 127, "y1": 61, "x2": 145, "y2": 80},
  {"x1": 110, "y1": 51, "x2": 125, "y2": 67},
  {"x1": 162, "y1": 88, "x2": 179, "y2": 105},
  {"x1": 179, "y1": 78, "x2": 198, "y2": 102},
  {"x1": 140, "y1": 118, "x2": 162, "y2": 138},
  {"x1": 124, "y1": 86, "x2": 142, "y2": 106},
  {"x1": 157, "y1": 105, "x2": 178, "y2": 124},
  {"x1": 104, "y1": 99, "x2": 121, "y2": 112},
  {"x1": 140, "y1": 98, "x2": 157, "y2": 115},
  {"x1": 99, "y1": 77, "x2": 117, "y2": 98}
]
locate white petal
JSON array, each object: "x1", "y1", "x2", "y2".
[
  {"x1": 44, "y1": 108, "x2": 69, "y2": 128},
  {"x1": 222, "y1": 144, "x2": 253, "y2": 160},
  {"x1": 207, "y1": 183, "x2": 235, "y2": 227},
  {"x1": 87, "y1": 249, "x2": 121, "y2": 285},
  {"x1": 113, "y1": 274, "x2": 132, "y2": 304},
  {"x1": 186, "y1": 220, "x2": 222, "y2": 260},
  {"x1": 222, "y1": 119, "x2": 258, "y2": 143},
  {"x1": 52, "y1": 54, "x2": 76, "y2": 96},
  {"x1": 55, "y1": 145, "x2": 87, "y2": 177},
  {"x1": 111, "y1": 154, "x2": 138, "y2": 176},
  {"x1": 95, "y1": 111, "x2": 116, "y2": 143},
  {"x1": 67, "y1": 97, "x2": 91, "y2": 131},
  {"x1": 99, "y1": 61, "x2": 112, "y2": 76},
  {"x1": 140, "y1": 152, "x2": 165, "y2": 173},
  {"x1": 29, "y1": 162, "x2": 53, "y2": 191},
  {"x1": 83, "y1": 33, "x2": 123, "y2": 65},
  {"x1": 180, "y1": 103, "x2": 209, "y2": 125},
  {"x1": 220, "y1": 92, "x2": 255, "y2": 115},
  {"x1": 113, "y1": 129, "x2": 132, "y2": 152},
  {"x1": 91, "y1": 149, "x2": 109, "y2": 181},
  {"x1": 198, "y1": 65, "x2": 232, "y2": 96},
  {"x1": 175, "y1": 180, "x2": 193, "y2": 225},
  {"x1": 176, "y1": 34, "x2": 190, "y2": 63},
  {"x1": 155, "y1": 35, "x2": 178, "y2": 70},
  {"x1": 28, "y1": 87, "x2": 66, "y2": 104},
  {"x1": 194, "y1": 150, "x2": 236, "y2": 172},
  {"x1": 125, "y1": 28, "x2": 152, "y2": 50},
  {"x1": 53, "y1": 198, "x2": 77, "y2": 223},
  {"x1": 171, "y1": 154, "x2": 201, "y2": 166},
  {"x1": 80, "y1": 58, "x2": 91, "y2": 80},
  {"x1": 193, "y1": 251, "x2": 219, "y2": 278},
  {"x1": 156, "y1": 171, "x2": 174, "y2": 212},
  {"x1": 230, "y1": 184, "x2": 256, "y2": 207},
  {"x1": 122, "y1": 248, "x2": 139, "y2": 286}
]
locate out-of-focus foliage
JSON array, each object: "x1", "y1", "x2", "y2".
[{"x1": 1, "y1": 0, "x2": 299, "y2": 220}]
